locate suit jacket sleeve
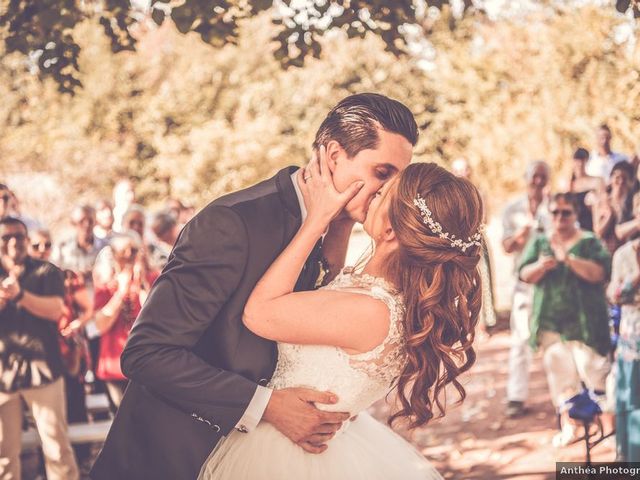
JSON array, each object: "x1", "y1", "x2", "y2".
[{"x1": 120, "y1": 205, "x2": 256, "y2": 434}]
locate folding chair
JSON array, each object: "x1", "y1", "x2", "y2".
[{"x1": 565, "y1": 389, "x2": 615, "y2": 464}]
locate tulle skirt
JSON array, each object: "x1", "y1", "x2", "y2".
[{"x1": 200, "y1": 412, "x2": 443, "y2": 480}]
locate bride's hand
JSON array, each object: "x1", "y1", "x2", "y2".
[{"x1": 300, "y1": 146, "x2": 364, "y2": 232}]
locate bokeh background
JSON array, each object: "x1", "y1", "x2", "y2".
[{"x1": 2, "y1": 1, "x2": 640, "y2": 478}]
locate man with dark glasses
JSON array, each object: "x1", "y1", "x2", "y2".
[{"x1": 0, "y1": 217, "x2": 79, "y2": 479}]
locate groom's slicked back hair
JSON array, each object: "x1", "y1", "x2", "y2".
[{"x1": 312, "y1": 93, "x2": 418, "y2": 158}]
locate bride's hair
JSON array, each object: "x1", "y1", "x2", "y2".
[{"x1": 385, "y1": 162, "x2": 484, "y2": 428}]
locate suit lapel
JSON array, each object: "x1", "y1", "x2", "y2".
[{"x1": 274, "y1": 166, "x2": 321, "y2": 292}]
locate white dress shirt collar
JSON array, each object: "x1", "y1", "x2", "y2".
[{"x1": 291, "y1": 169, "x2": 307, "y2": 222}]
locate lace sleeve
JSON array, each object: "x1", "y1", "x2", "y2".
[
  {"x1": 347, "y1": 285, "x2": 407, "y2": 388},
  {"x1": 324, "y1": 270, "x2": 407, "y2": 388}
]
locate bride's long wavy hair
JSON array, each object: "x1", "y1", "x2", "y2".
[{"x1": 385, "y1": 162, "x2": 484, "y2": 428}]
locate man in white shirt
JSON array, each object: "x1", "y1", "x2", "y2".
[
  {"x1": 586, "y1": 124, "x2": 629, "y2": 181},
  {"x1": 501, "y1": 160, "x2": 551, "y2": 417},
  {"x1": 51, "y1": 204, "x2": 107, "y2": 290}
]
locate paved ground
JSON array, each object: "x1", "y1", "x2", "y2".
[{"x1": 369, "y1": 325, "x2": 616, "y2": 480}]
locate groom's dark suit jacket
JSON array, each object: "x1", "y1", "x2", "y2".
[{"x1": 91, "y1": 167, "x2": 320, "y2": 480}]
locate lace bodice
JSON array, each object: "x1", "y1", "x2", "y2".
[{"x1": 268, "y1": 268, "x2": 407, "y2": 417}]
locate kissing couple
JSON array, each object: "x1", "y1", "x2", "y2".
[{"x1": 91, "y1": 93, "x2": 484, "y2": 480}]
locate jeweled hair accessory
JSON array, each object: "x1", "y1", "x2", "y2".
[{"x1": 413, "y1": 194, "x2": 484, "y2": 253}]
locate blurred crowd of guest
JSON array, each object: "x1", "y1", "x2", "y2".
[
  {"x1": 499, "y1": 124, "x2": 640, "y2": 460},
  {"x1": 0, "y1": 179, "x2": 193, "y2": 478}
]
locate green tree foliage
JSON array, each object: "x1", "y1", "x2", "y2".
[
  {"x1": 10, "y1": 0, "x2": 638, "y2": 94},
  {"x1": 1, "y1": 0, "x2": 473, "y2": 93}
]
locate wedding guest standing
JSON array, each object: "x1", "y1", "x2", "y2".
[
  {"x1": 501, "y1": 160, "x2": 551, "y2": 417},
  {"x1": 519, "y1": 193, "x2": 612, "y2": 446},
  {"x1": 51, "y1": 204, "x2": 106, "y2": 288},
  {"x1": 52, "y1": 204, "x2": 106, "y2": 385},
  {"x1": 93, "y1": 232, "x2": 157, "y2": 410},
  {"x1": 164, "y1": 198, "x2": 186, "y2": 222},
  {"x1": 165, "y1": 198, "x2": 196, "y2": 226},
  {"x1": 30, "y1": 228, "x2": 93, "y2": 466},
  {"x1": 0, "y1": 217, "x2": 79, "y2": 480},
  {"x1": 608, "y1": 238, "x2": 640, "y2": 461},
  {"x1": 112, "y1": 179, "x2": 136, "y2": 233},
  {"x1": 29, "y1": 228, "x2": 54, "y2": 260},
  {"x1": 593, "y1": 161, "x2": 637, "y2": 254},
  {"x1": 150, "y1": 211, "x2": 180, "y2": 268},
  {"x1": 94, "y1": 199, "x2": 115, "y2": 242},
  {"x1": 569, "y1": 147, "x2": 604, "y2": 231},
  {"x1": 610, "y1": 162, "x2": 640, "y2": 244},
  {"x1": 586, "y1": 124, "x2": 629, "y2": 181}
]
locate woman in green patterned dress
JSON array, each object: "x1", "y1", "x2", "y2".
[{"x1": 519, "y1": 193, "x2": 612, "y2": 446}]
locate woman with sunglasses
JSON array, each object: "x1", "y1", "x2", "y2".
[
  {"x1": 93, "y1": 231, "x2": 158, "y2": 411},
  {"x1": 519, "y1": 193, "x2": 612, "y2": 446},
  {"x1": 30, "y1": 229, "x2": 53, "y2": 260}
]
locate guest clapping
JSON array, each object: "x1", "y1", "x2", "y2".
[
  {"x1": 0, "y1": 218, "x2": 79, "y2": 480},
  {"x1": 520, "y1": 193, "x2": 612, "y2": 446},
  {"x1": 30, "y1": 228, "x2": 93, "y2": 358},
  {"x1": 93, "y1": 232, "x2": 157, "y2": 410}
]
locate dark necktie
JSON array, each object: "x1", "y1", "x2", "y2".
[{"x1": 294, "y1": 238, "x2": 324, "y2": 291}]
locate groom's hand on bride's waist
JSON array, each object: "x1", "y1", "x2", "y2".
[{"x1": 262, "y1": 387, "x2": 350, "y2": 454}]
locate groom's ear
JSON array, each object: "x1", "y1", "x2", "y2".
[{"x1": 324, "y1": 140, "x2": 343, "y2": 173}]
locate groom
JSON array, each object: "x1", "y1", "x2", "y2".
[{"x1": 91, "y1": 93, "x2": 418, "y2": 480}]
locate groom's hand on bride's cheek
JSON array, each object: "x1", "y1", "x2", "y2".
[{"x1": 263, "y1": 387, "x2": 350, "y2": 454}]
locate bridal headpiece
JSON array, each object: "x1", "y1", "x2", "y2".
[{"x1": 413, "y1": 194, "x2": 484, "y2": 253}]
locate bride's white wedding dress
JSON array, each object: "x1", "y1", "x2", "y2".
[{"x1": 200, "y1": 269, "x2": 443, "y2": 480}]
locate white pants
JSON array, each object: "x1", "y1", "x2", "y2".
[
  {"x1": 0, "y1": 377, "x2": 79, "y2": 480},
  {"x1": 507, "y1": 282, "x2": 533, "y2": 402},
  {"x1": 539, "y1": 331, "x2": 612, "y2": 410}
]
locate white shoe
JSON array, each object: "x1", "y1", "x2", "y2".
[{"x1": 552, "y1": 422, "x2": 579, "y2": 447}]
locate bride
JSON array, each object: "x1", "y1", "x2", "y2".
[{"x1": 200, "y1": 154, "x2": 484, "y2": 480}]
